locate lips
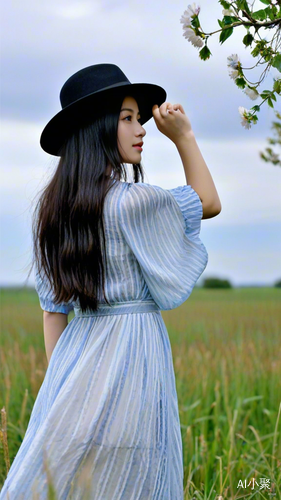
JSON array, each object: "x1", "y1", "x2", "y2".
[{"x1": 133, "y1": 142, "x2": 143, "y2": 151}]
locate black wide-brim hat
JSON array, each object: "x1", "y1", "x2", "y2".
[{"x1": 40, "y1": 63, "x2": 167, "y2": 156}]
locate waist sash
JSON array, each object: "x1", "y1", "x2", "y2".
[{"x1": 74, "y1": 299, "x2": 161, "y2": 317}]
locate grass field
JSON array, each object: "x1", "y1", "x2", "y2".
[{"x1": 0, "y1": 286, "x2": 280, "y2": 499}]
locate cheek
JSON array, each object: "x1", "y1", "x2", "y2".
[
  {"x1": 117, "y1": 124, "x2": 128, "y2": 148},
  {"x1": 117, "y1": 121, "x2": 124, "y2": 136},
  {"x1": 117, "y1": 126, "x2": 125, "y2": 156}
]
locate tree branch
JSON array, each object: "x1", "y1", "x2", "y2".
[{"x1": 204, "y1": 17, "x2": 281, "y2": 37}]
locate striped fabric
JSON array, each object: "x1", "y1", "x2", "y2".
[{"x1": 0, "y1": 180, "x2": 208, "y2": 499}]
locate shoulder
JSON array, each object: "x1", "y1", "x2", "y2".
[{"x1": 119, "y1": 182, "x2": 175, "y2": 214}]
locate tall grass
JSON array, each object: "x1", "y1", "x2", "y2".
[
  {"x1": 162, "y1": 288, "x2": 281, "y2": 499},
  {"x1": 0, "y1": 286, "x2": 280, "y2": 498}
]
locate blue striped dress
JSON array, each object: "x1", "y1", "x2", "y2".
[{"x1": 0, "y1": 180, "x2": 208, "y2": 499}]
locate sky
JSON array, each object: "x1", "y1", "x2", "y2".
[{"x1": 0, "y1": 0, "x2": 280, "y2": 288}]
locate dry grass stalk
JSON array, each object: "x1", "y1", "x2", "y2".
[
  {"x1": 272, "y1": 401, "x2": 281, "y2": 470},
  {"x1": 1, "y1": 407, "x2": 10, "y2": 474},
  {"x1": 3, "y1": 363, "x2": 11, "y2": 417},
  {"x1": 19, "y1": 388, "x2": 28, "y2": 427}
]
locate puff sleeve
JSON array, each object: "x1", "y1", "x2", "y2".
[
  {"x1": 34, "y1": 261, "x2": 74, "y2": 314},
  {"x1": 118, "y1": 182, "x2": 208, "y2": 310}
]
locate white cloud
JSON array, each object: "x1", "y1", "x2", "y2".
[
  {"x1": 1, "y1": 0, "x2": 280, "y2": 285},
  {"x1": 201, "y1": 246, "x2": 281, "y2": 286},
  {"x1": 1, "y1": 119, "x2": 280, "y2": 226},
  {"x1": 141, "y1": 129, "x2": 281, "y2": 226},
  {"x1": 53, "y1": 2, "x2": 99, "y2": 19},
  {"x1": 1, "y1": 117, "x2": 281, "y2": 286},
  {"x1": 0, "y1": 120, "x2": 57, "y2": 216},
  {"x1": 1, "y1": 0, "x2": 277, "y2": 139}
]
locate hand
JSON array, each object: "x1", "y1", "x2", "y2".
[{"x1": 152, "y1": 102, "x2": 193, "y2": 144}]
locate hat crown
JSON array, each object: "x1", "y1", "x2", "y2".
[
  {"x1": 41, "y1": 63, "x2": 167, "y2": 155},
  {"x1": 60, "y1": 64, "x2": 131, "y2": 109}
]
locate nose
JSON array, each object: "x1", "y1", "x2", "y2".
[{"x1": 136, "y1": 123, "x2": 146, "y2": 138}]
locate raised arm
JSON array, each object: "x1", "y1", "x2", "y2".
[{"x1": 152, "y1": 102, "x2": 221, "y2": 219}]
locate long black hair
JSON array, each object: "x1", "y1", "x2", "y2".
[{"x1": 30, "y1": 93, "x2": 144, "y2": 312}]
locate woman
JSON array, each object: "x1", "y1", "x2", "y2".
[{"x1": 0, "y1": 63, "x2": 221, "y2": 499}]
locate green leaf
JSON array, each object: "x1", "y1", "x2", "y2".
[
  {"x1": 271, "y1": 6, "x2": 278, "y2": 18},
  {"x1": 218, "y1": 15, "x2": 238, "y2": 28},
  {"x1": 243, "y1": 33, "x2": 254, "y2": 47},
  {"x1": 223, "y1": 16, "x2": 237, "y2": 24},
  {"x1": 252, "y1": 105, "x2": 260, "y2": 112},
  {"x1": 251, "y1": 46, "x2": 260, "y2": 58},
  {"x1": 267, "y1": 98, "x2": 274, "y2": 108},
  {"x1": 237, "y1": 0, "x2": 251, "y2": 15},
  {"x1": 219, "y1": 27, "x2": 233, "y2": 44},
  {"x1": 191, "y1": 16, "x2": 200, "y2": 29},
  {"x1": 265, "y1": 6, "x2": 276, "y2": 20},
  {"x1": 235, "y1": 78, "x2": 246, "y2": 89},
  {"x1": 252, "y1": 9, "x2": 268, "y2": 21},
  {"x1": 251, "y1": 115, "x2": 259, "y2": 123},
  {"x1": 261, "y1": 90, "x2": 273, "y2": 98},
  {"x1": 219, "y1": 0, "x2": 231, "y2": 8},
  {"x1": 273, "y1": 79, "x2": 281, "y2": 94},
  {"x1": 259, "y1": 0, "x2": 271, "y2": 4},
  {"x1": 251, "y1": 40, "x2": 268, "y2": 58},
  {"x1": 271, "y1": 93, "x2": 277, "y2": 102},
  {"x1": 272, "y1": 55, "x2": 281, "y2": 73},
  {"x1": 199, "y1": 45, "x2": 212, "y2": 61}
]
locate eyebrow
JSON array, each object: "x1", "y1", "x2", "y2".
[{"x1": 120, "y1": 107, "x2": 140, "y2": 116}]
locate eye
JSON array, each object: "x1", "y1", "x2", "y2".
[{"x1": 122, "y1": 115, "x2": 142, "y2": 123}]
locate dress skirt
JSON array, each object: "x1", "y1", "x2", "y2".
[{"x1": 0, "y1": 301, "x2": 184, "y2": 499}]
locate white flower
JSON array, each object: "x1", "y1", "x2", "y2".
[
  {"x1": 181, "y1": 5, "x2": 203, "y2": 49},
  {"x1": 244, "y1": 86, "x2": 259, "y2": 100},
  {"x1": 180, "y1": 13, "x2": 192, "y2": 28},
  {"x1": 227, "y1": 54, "x2": 240, "y2": 69},
  {"x1": 223, "y1": 8, "x2": 234, "y2": 16},
  {"x1": 183, "y1": 27, "x2": 204, "y2": 47},
  {"x1": 238, "y1": 106, "x2": 252, "y2": 129},
  {"x1": 186, "y1": 3, "x2": 201, "y2": 17},
  {"x1": 229, "y1": 68, "x2": 239, "y2": 80},
  {"x1": 180, "y1": 3, "x2": 200, "y2": 26}
]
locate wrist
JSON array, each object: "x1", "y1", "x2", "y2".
[{"x1": 174, "y1": 130, "x2": 195, "y2": 147}]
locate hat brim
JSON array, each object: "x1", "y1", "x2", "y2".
[{"x1": 40, "y1": 82, "x2": 167, "y2": 156}]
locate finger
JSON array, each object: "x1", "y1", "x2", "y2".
[
  {"x1": 171, "y1": 104, "x2": 185, "y2": 114},
  {"x1": 152, "y1": 105, "x2": 161, "y2": 122},
  {"x1": 159, "y1": 102, "x2": 172, "y2": 119}
]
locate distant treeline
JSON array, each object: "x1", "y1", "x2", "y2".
[
  {"x1": 200, "y1": 278, "x2": 281, "y2": 289},
  {"x1": 1, "y1": 279, "x2": 281, "y2": 292}
]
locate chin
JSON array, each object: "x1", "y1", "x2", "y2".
[{"x1": 124, "y1": 157, "x2": 141, "y2": 164}]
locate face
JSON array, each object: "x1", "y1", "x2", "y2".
[{"x1": 117, "y1": 96, "x2": 146, "y2": 164}]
